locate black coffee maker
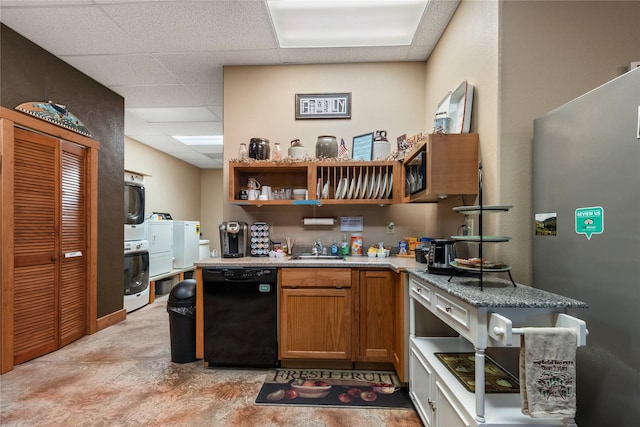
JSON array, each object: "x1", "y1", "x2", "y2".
[{"x1": 219, "y1": 221, "x2": 248, "y2": 258}]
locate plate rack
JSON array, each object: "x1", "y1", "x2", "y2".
[{"x1": 449, "y1": 163, "x2": 516, "y2": 290}]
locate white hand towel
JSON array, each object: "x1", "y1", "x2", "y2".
[{"x1": 519, "y1": 327, "x2": 577, "y2": 418}]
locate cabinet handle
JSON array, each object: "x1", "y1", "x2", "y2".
[
  {"x1": 445, "y1": 305, "x2": 452, "y2": 313},
  {"x1": 427, "y1": 399, "x2": 436, "y2": 411}
]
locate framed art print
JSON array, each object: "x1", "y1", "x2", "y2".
[
  {"x1": 352, "y1": 132, "x2": 374, "y2": 161},
  {"x1": 295, "y1": 93, "x2": 351, "y2": 119}
]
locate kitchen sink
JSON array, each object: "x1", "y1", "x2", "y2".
[{"x1": 289, "y1": 254, "x2": 344, "y2": 260}]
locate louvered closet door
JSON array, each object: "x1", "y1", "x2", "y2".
[
  {"x1": 13, "y1": 128, "x2": 60, "y2": 364},
  {"x1": 60, "y1": 141, "x2": 87, "y2": 346}
]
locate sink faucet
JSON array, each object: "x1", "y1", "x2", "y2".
[{"x1": 313, "y1": 239, "x2": 323, "y2": 255}]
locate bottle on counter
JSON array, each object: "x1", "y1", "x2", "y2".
[
  {"x1": 350, "y1": 233, "x2": 363, "y2": 256},
  {"x1": 341, "y1": 234, "x2": 349, "y2": 256},
  {"x1": 331, "y1": 238, "x2": 339, "y2": 256}
]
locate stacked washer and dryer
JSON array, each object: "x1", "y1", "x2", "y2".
[{"x1": 124, "y1": 172, "x2": 150, "y2": 313}]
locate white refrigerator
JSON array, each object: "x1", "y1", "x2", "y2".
[{"x1": 173, "y1": 220, "x2": 200, "y2": 269}]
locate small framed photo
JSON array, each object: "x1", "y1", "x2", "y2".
[
  {"x1": 295, "y1": 93, "x2": 351, "y2": 120},
  {"x1": 352, "y1": 132, "x2": 374, "y2": 161}
]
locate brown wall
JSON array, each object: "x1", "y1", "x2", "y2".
[{"x1": 1, "y1": 24, "x2": 124, "y2": 318}]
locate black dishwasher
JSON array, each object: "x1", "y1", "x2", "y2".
[{"x1": 202, "y1": 267, "x2": 279, "y2": 368}]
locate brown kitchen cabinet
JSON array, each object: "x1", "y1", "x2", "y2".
[
  {"x1": 402, "y1": 133, "x2": 479, "y2": 202},
  {"x1": 355, "y1": 269, "x2": 405, "y2": 379},
  {"x1": 279, "y1": 268, "x2": 353, "y2": 361},
  {"x1": 0, "y1": 107, "x2": 99, "y2": 374},
  {"x1": 356, "y1": 270, "x2": 396, "y2": 362},
  {"x1": 228, "y1": 160, "x2": 401, "y2": 205}
]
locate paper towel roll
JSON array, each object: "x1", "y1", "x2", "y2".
[{"x1": 302, "y1": 218, "x2": 335, "y2": 226}]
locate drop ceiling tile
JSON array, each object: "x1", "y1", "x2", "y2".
[
  {"x1": 101, "y1": 1, "x2": 277, "y2": 52},
  {"x1": 153, "y1": 121, "x2": 222, "y2": 136},
  {"x1": 154, "y1": 52, "x2": 224, "y2": 85},
  {"x1": 127, "y1": 107, "x2": 217, "y2": 123},
  {"x1": 111, "y1": 84, "x2": 200, "y2": 108},
  {"x1": 185, "y1": 83, "x2": 224, "y2": 108},
  {"x1": 412, "y1": 0, "x2": 460, "y2": 46},
  {"x1": 60, "y1": 54, "x2": 180, "y2": 86},
  {"x1": 0, "y1": 5, "x2": 143, "y2": 55},
  {"x1": 124, "y1": 111, "x2": 166, "y2": 136},
  {"x1": 189, "y1": 144, "x2": 224, "y2": 155},
  {"x1": 218, "y1": 49, "x2": 282, "y2": 66},
  {"x1": 207, "y1": 106, "x2": 223, "y2": 121},
  {"x1": 127, "y1": 134, "x2": 188, "y2": 151}
]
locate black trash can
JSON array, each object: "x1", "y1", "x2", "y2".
[{"x1": 167, "y1": 279, "x2": 197, "y2": 363}]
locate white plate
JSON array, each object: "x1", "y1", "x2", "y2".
[
  {"x1": 367, "y1": 172, "x2": 375, "y2": 199},
  {"x1": 340, "y1": 178, "x2": 348, "y2": 199},
  {"x1": 347, "y1": 178, "x2": 355, "y2": 199},
  {"x1": 379, "y1": 173, "x2": 388, "y2": 199},
  {"x1": 386, "y1": 172, "x2": 393, "y2": 198},
  {"x1": 374, "y1": 173, "x2": 382, "y2": 198},
  {"x1": 322, "y1": 182, "x2": 329, "y2": 199},
  {"x1": 335, "y1": 178, "x2": 344, "y2": 199},
  {"x1": 360, "y1": 172, "x2": 368, "y2": 199},
  {"x1": 355, "y1": 174, "x2": 362, "y2": 199},
  {"x1": 448, "y1": 80, "x2": 474, "y2": 133}
]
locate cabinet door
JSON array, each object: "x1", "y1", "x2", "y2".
[
  {"x1": 13, "y1": 129, "x2": 60, "y2": 364},
  {"x1": 434, "y1": 379, "x2": 473, "y2": 427},
  {"x1": 409, "y1": 346, "x2": 435, "y2": 427},
  {"x1": 279, "y1": 287, "x2": 351, "y2": 360},
  {"x1": 12, "y1": 130, "x2": 88, "y2": 363},
  {"x1": 59, "y1": 141, "x2": 88, "y2": 347},
  {"x1": 358, "y1": 270, "x2": 395, "y2": 361}
]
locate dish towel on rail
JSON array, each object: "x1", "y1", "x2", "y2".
[{"x1": 519, "y1": 327, "x2": 577, "y2": 418}]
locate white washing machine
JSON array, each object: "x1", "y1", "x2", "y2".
[{"x1": 124, "y1": 240, "x2": 150, "y2": 313}]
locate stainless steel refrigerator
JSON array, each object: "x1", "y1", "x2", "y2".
[{"x1": 533, "y1": 68, "x2": 640, "y2": 427}]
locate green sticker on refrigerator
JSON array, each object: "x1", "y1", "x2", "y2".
[{"x1": 575, "y1": 206, "x2": 603, "y2": 240}]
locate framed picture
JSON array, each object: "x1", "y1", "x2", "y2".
[
  {"x1": 295, "y1": 93, "x2": 351, "y2": 120},
  {"x1": 352, "y1": 132, "x2": 374, "y2": 161}
]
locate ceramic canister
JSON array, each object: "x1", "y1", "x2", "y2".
[
  {"x1": 316, "y1": 135, "x2": 338, "y2": 158},
  {"x1": 372, "y1": 130, "x2": 390, "y2": 160}
]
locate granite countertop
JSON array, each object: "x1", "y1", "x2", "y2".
[
  {"x1": 409, "y1": 269, "x2": 588, "y2": 309},
  {"x1": 195, "y1": 255, "x2": 420, "y2": 273},
  {"x1": 194, "y1": 256, "x2": 588, "y2": 310}
]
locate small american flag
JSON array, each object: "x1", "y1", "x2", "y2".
[{"x1": 338, "y1": 138, "x2": 349, "y2": 158}]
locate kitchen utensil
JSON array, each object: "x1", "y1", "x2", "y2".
[
  {"x1": 247, "y1": 177, "x2": 261, "y2": 190},
  {"x1": 248, "y1": 189, "x2": 260, "y2": 200},
  {"x1": 261, "y1": 185, "x2": 272, "y2": 199}
]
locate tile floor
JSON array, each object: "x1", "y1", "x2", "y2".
[{"x1": 0, "y1": 295, "x2": 421, "y2": 426}]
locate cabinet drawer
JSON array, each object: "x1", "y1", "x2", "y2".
[
  {"x1": 434, "y1": 293, "x2": 470, "y2": 336},
  {"x1": 410, "y1": 277, "x2": 432, "y2": 309},
  {"x1": 281, "y1": 268, "x2": 351, "y2": 288}
]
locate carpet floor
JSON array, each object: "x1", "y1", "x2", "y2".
[{"x1": 0, "y1": 295, "x2": 421, "y2": 427}]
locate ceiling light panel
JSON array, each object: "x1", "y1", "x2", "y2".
[{"x1": 267, "y1": 0, "x2": 428, "y2": 48}]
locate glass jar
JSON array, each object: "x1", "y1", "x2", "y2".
[
  {"x1": 249, "y1": 137, "x2": 270, "y2": 160},
  {"x1": 272, "y1": 142, "x2": 282, "y2": 160},
  {"x1": 238, "y1": 143, "x2": 248, "y2": 159}
]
